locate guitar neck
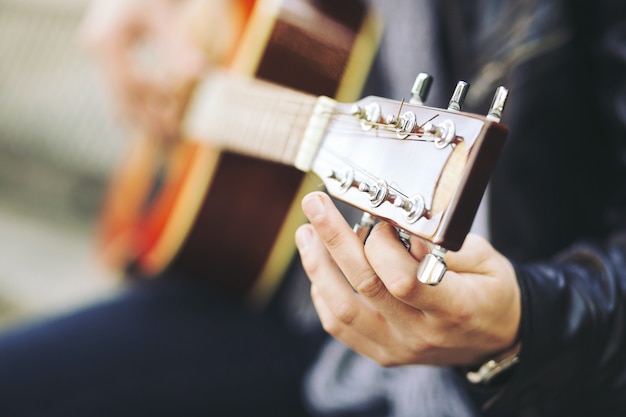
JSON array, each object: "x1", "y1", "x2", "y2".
[{"x1": 184, "y1": 71, "x2": 329, "y2": 168}]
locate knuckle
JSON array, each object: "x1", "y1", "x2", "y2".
[
  {"x1": 452, "y1": 304, "x2": 472, "y2": 326},
  {"x1": 331, "y1": 301, "x2": 358, "y2": 326},
  {"x1": 376, "y1": 350, "x2": 402, "y2": 367},
  {"x1": 309, "y1": 284, "x2": 320, "y2": 300},
  {"x1": 376, "y1": 355, "x2": 396, "y2": 368},
  {"x1": 374, "y1": 346, "x2": 413, "y2": 368},
  {"x1": 301, "y1": 251, "x2": 322, "y2": 275},
  {"x1": 319, "y1": 310, "x2": 353, "y2": 338},
  {"x1": 323, "y1": 227, "x2": 347, "y2": 252},
  {"x1": 320, "y1": 319, "x2": 342, "y2": 336},
  {"x1": 385, "y1": 272, "x2": 418, "y2": 299},
  {"x1": 415, "y1": 335, "x2": 437, "y2": 355},
  {"x1": 441, "y1": 297, "x2": 472, "y2": 328},
  {"x1": 353, "y1": 271, "x2": 386, "y2": 299}
]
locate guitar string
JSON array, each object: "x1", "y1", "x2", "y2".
[
  {"x1": 202, "y1": 74, "x2": 441, "y2": 147},
  {"x1": 218, "y1": 96, "x2": 439, "y2": 146},
  {"x1": 201, "y1": 81, "x2": 444, "y2": 169}
]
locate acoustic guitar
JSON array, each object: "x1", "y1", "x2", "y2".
[{"x1": 98, "y1": 0, "x2": 508, "y2": 305}]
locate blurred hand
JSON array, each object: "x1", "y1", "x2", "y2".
[
  {"x1": 79, "y1": 0, "x2": 241, "y2": 138},
  {"x1": 295, "y1": 191, "x2": 521, "y2": 368}
]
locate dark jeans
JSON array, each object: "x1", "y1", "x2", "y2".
[{"x1": 0, "y1": 273, "x2": 321, "y2": 417}]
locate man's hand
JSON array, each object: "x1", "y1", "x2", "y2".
[
  {"x1": 295, "y1": 191, "x2": 521, "y2": 368},
  {"x1": 79, "y1": 0, "x2": 241, "y2": 138}
]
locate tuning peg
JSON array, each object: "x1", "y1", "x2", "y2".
[
  {"x1": 397, "y1": 228, "x2": 411, "y2": 250},
  {"x1": 353, "y1": 212, "x2": 375, "y2": 243},
  {"x1": 325, "y1": 166, "x2": 355, "y2": 192},
  {"x1": 352, "y1": 102, "x2": 382, "y2": 131},
  {"x1": 417, "y1": 245, "x2": 448, "y2": 285},
  {"x1": 486, "y1": 86, "x2": 509, "y2": 122},
  {"x1": 393, "y1": 194, "x2": 426, "y2": 223},
  {"x1": 448, "y1": 81, "x2": 469, "y2": 111},
  {"x1": 422, "y1": 119, "x2": 456, "y2": 149},
  {"x1": 410, "y1": 73, "x2": 433, "y2": 105},
  {"x1": 358, "y1": 179, "x2": 388, "y2": 207}
]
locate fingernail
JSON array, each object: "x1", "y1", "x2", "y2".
[
  {"x1": 302, "y1": 193, "x2": 325, "y2": 221},
  {"x1": 295, "y1": 226, "x2": 313, "y2": 250}
]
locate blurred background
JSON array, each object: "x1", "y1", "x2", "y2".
[{"x1": 0, "y1": 0, "x2": 126, "y2": 330}]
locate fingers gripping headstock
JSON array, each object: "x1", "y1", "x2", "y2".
[{"x1": 311, "y1": 73, "x2": 509, "y2": 285}]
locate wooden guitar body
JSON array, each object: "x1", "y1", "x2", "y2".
[{"x1": 98, "y1": 0, "x2": 380, "y2": 303}]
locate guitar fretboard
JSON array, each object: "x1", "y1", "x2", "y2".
[{"x1": 184, "y1": 71, "x2": 320, "y2": 167}]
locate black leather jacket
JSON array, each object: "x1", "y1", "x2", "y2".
[{"x1": 463, "y1": 1, "x2": 626, "y2": 415}]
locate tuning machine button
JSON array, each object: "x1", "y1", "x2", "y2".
[
  {"x1": 417, "y1": 245, "x2": 448, "y2": 285},
  {"x1": 487, "y1": 86, "x2": 509, "y2": 122},
  {"x1": 397, "y1": 228, "x2": 411, "y2": 250},
  {"x1": 448, "y1": 81, "x2": 469, "y2": 111},
  {"x1": 353, "y1": 212, "x2": 375, "y2": 243},
  {"x1": 410, "y1": 72, "x2": 433, "y2": 105}
]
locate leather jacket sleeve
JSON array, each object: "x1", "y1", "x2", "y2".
[
  {"x1": 485, "y1": 234, "x2": 626, "y2": 415},
  {"x1": 476, "y1": 2, "x2": 626, "y2": 415}
]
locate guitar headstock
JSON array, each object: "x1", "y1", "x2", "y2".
[{"x1": 310, "y1": 74, "x2": 509, "y2": 284}]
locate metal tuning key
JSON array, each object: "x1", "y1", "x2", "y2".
[
  {"x1": 352, "y1": 102, "x2": 382, "y2": 131},
  {"x1": 448, "y1": 81, "x2": 469, "y2": 111},
  {"x1": 415, "y1": 85, "x2": 508, "y2": 286},
  {"x1": 422, "y1": 119, "x2": 457, "y2": 149},
  {"x1": 397, "y1": 229, "x2": 411, "y2": 250},
  {"x1": 417, "y1": 245, "x2": 448, "y2": 285},
  {"x1": 333, "y1": 78, "x2": 510, "y2": 286},
  {"x1": 353, "y1": 212, "x2": 375, "y2": 243},
  {"x1": 410, "y1": 73, "x2": 433, "y2": 105},
  {"x1": 487, "y1": 86, "x2": 509, "y2": 122},
  {"x1": 358, "y1": 179, "x2": 389, "y2": 207}
]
